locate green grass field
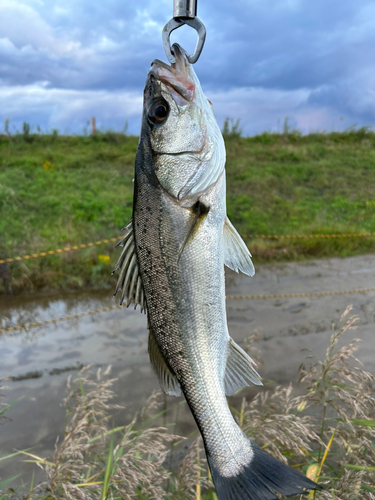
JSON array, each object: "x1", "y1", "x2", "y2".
[{"x1": 1, "y1": 127, "x2": 375, "y2": 294}]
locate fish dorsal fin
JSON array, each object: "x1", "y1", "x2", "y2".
[
  {"x1": 112, "y1": 220, "x2": 146, "y2": 311},
  {"x1": 223, "y1": 217, "x2": 255, "y2": 276},
  {"x1": 148, "y1": 329, "x2": 182, "y2": 397},
  {"x1": 224, "y1": 338, "x2": 263, "y2": 396}
]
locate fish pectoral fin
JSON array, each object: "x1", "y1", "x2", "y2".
[
  {"x1": 112, "y1": 219, "x2": 146, "y2": 311},
  {"x1": 177, "y1": 200, "x2": 210, "y2": 262},
  {"x1": 148, "y1": 329, "x2": 182, "y2": 397},
  {"x1": 224, "y1": 338, "x2": 263, "y2": 396},
  {"x1": 223, "y1": 217, "x2": 255, "y2": 276}
]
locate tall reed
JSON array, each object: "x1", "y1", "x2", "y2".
[{"x1": 1, "y1": 307, "x2": 374, "y2": 499}]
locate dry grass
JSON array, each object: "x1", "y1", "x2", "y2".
[
  {"x1": 0, "y1": 384, "x2": 7, "y2": 424},
  {"x1": 41, "y1": 366, "x2": 182, "y2": 500},
  {"x1": 296, "y1": 306, "x2": 375, "y2": 498},
  {"x1": 239, "y1": 307, "x2": 375, "y2": 499},
  {"x1": 1, "y1": 308, "x2": 375, "y2": 499}
]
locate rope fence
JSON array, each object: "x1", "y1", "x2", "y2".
[
  {"x1": 0, "y1": 238, "x2": 119, "y2": 264},
  {"x1": 0, "y1": 305, "x2": 119, "y2": 334},
  {"x1": 2, "y1": 287, "x2": 375, "y2": 334},
  {"x1": 1, "y1": 231, "x2": 374, "y2": 334},
  {"x1": 241, "y1": 233, "x2": 375, "y2": 239},
  {"x1": 1, "y1": 232, "x2": 375, "y2": 265}
]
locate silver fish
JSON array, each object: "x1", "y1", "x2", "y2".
[{"x1": 114, "y1": 44, "x2": 320, "y2": 500}]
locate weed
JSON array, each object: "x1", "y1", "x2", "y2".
[
  {"x1": 297, "y1": 307, "x2": 375, "y2": 497},
  {"x1": 22, "y1": 123, "x2": 30, "y2": 142},
  {"x1": 222, "y1": 118, "x2": 242, "y2": 138},
  {"x1": 1, "y1": 308, "x2": 374, "y2": 499}
]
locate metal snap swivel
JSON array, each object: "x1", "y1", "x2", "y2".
[{"x1": 162, "y1": 0, "x2": 206, "y2": 64}]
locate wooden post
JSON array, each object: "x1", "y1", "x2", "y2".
[{"x1": 91, "y1": 117, "x2": 96, "y2": 135}]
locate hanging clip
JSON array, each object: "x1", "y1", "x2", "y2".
[{"x1": 162, "y1": 0, "x2": 206, "y2": 64}]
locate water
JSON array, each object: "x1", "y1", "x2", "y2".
[{"x1": 1, "y1": 254, "x2": 375, "y2": 485}]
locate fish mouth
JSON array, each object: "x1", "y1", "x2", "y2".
[{"x1": 150, "y1": 44, "x2": 195, "y2": 104}]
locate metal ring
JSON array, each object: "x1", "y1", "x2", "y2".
[{"x1": 162, "y1": 17, "x2": 206, "y2": 64}]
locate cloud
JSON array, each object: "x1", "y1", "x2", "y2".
[
  {"x1": 0, "y1": 82, "x2": 358, "y2": 137},
  {"x1": 0, "y1": 83, "x2": 142, "y2": 134},
  {"x1": 0, "y1": 0, "x2": 59, "y2": 52},
  {"x1": 308, "y1": 70, "x2": 375, "y2": 126},
  {"x1": 206, "y1": 86, "x2": 350, "y2": 135},
  {"x1": 1, "y1": 0, "x2": 374, "y2": 134}
]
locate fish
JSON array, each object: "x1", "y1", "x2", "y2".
[{"x1": 113, "y1": 43, "x2": 321, "y2": 500}]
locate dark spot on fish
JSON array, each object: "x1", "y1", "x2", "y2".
[
  {"x1": 177, "y1": 200, "x2": 210, "y2": 262},
  {"x1": 192, "y1": 200, "x2": 210, "y2": 216}
]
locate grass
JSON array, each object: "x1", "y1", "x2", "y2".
[
  {"x1": 1, "y1": 307, "x2": 374, "y2": 499},
  {"x1": 1, "y1": 126, "x2": 375, "y2": 294}
]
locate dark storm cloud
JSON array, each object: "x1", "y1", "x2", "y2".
[
  {"x1": 0, "y1": 0, "x2": 167, "y2": 90},
  {"x1": 196, "y1": 0, "x2": 375, "y2": 90},
  {"x1": 0, "y1": 0, "x2": 374, "y2": 133},
  {"x1": 1, "y1": 0, "x2": 373, "y2": 91}
]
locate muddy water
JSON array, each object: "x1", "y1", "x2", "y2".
[{"x1": 1, "y1": 254, "x2": 375, "y2": 485}]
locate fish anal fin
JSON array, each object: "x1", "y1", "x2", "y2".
[
  {"x1": 113, "y1": 219, "x2": 146, "y2": 311},
  {"x1": 148, "y1": 329, "x2": 182, "y2": 397},
  {"x1": 223, "y1": 217, "x2": 255, "y2": 277},
  {"x1": 224, "y1": 338, "x2": 262, "y2": 396}
]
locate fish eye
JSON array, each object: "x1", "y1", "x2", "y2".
[{"x1": 148, "y1": 100, "x2": 169, "y2": 126}]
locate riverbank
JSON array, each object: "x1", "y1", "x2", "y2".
[
  {"x1": 1, "y1": 254, "x2": 375, "y2": 497},
  {"x1": 1, "y1": 128, "x2": 375, "y2": 295}
]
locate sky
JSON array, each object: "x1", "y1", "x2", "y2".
[{"x1": 0, "y1": 0, "x2": 374, "y2": 136}]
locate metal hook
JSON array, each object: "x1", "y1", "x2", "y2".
[{"x1": 162, "y1": 0, "x2": 206, "y2": 64}]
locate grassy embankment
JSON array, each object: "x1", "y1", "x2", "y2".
[{"x1": 1, "y1": 127, "x2": 375, "y2": 295}]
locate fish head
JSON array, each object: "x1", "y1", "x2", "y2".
[{"x1": 140, "y1": 44, "x2": 226, "y2": 203}]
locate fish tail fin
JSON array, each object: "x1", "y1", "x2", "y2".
[{"x1": 207, "y1": 441, "x2": 321, "y2": 500}]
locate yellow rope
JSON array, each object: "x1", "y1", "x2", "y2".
[
  {"x1": 1, "y1": 232, "x2": 375, "y2": 265},
  {"x1": 0, "y1": 238, "x2": 119, "y2": 264},
  {"x1": 242, "y1": 233, "x2": 375, "y2": 239},
  {"x1": 226, "y1": 288, "x2": 375, "y2": 300},
  {"x1": 0, "y1": 306, "x2": 121, "y2": 334},
  {"x1": 2, "y1": 287, "x2": 375, "y2": 334}
]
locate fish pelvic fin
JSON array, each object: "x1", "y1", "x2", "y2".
[
  {"x1": 112, "y1": 219, "x2": 146, "y2": 312},
  {"x1": 223, "y1": 217, "x2": 255, "y2": 276},
  {"x1": 224, "y1": 338, "x2": 263, "y2": 396},
  {"x1": 148, "y1": 329, "x2": 182, "y2": 397},
  {"x1": 207, "y1": 441, "x2": 321, "y2": 500}
]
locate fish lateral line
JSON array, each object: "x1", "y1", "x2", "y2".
[{"x1": 177, "y1": 200, "x2": 210, "y2": 263}]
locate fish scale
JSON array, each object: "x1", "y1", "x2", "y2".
[
  {"x1": 135, "y1": 164, "x2": 240, "y2": 464},
  {"x1": 114, "y1": 43, "x2": 321, "y2": 500}
]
